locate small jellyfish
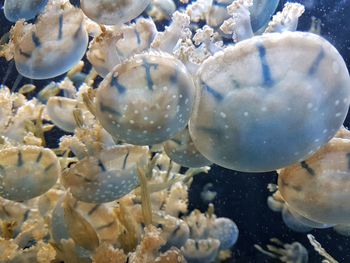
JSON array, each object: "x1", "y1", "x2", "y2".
[
  {"x1": 206, "y1": 0, "x2": 280, "y2": 34},
  {"x1": 95, "y1": 52, "x2": 196, "y2": 145},
  {"x1": 164, "y1": 127, "x2": 212, "y2": 168},
  {"x1": 255, "y1": 238, "x2": 308, "y2": 263},
  {"x1": 12, "y1": 1, "x2": 89, "y2": 79},
  {"x1": 209, "y1": 217, "x2": 239, "y2": 250},
  {"x1": 4, "y1": 0, "x2": 48, "y2": 22},
  {"x1": 250, "y1": 0, "x2": 281, "y2": 32},
  {"x1": 80, "y1": 0, "x2": 151, "y2": 25},
  {"x1": 278, "y1": 128, "x2": 350, "y2": 224},
  {"x1": 200, "y1": 183, "x2": 217, "y2": 203},
  {"x1": 190, "y1": 28, "x2": 350, "y2": 172},
  {"x1": 87, "y1": 18, "x2": 157, "y2": 77},
  {"x1": 0, "y1": 146, "x2": 60, "y2": 201},
  {"x1": 61, "y1": 145, "x2": 149, "y2": 203}
]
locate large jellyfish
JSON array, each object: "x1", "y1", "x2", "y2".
[
  {"x1": 11, "y1": 0, "x2": 89, "y2": 79},
  {"x1": 0, "y1": 146, "x2": 60, "y2": 201},
  {"x1": 61, "y1": 145, "x2": 149, "y2": 203},
  {"x1": 80, "y1": 0, "x2": 151, "y2": 25},
  {"x1": 4, "y1": 0, "x2": 48, "y2": 22},
  {"x1": 95, "y1": 52, "x2": 196, "y2": 145},
  {"x1": 189, "y1": 2, "x2": 350, "y2": 172},
  {"x1": 278, "y1": 127, "x2": 350, "y2": 225}
]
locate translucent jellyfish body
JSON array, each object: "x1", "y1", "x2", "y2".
[
  {"x1": 95, "y1": 52, "x2": 196, "y2": 145},
  {"x1": 278, "y1": 131, "x2": 350, "y2": 224},
  {"x1": 87, "y1": 18, "x2": 157, "y2": 77},
  {"x1": 164, "y1": 128, "x2": 212, "y2": 168},
  {"x1": 189, "y1": 32, "x2": 350, "y2": 172},
  {"x1": 61, "y1": 145, "x2": 148, "y2": 203},
  {"x1": 80, "y1": 0, "x2": 151, "y2": 25},
  {"x1": 0, "y1": 146, "x2": 60, "y2": 201},
  {"x1": 4, "y1": 0, "x2": 48, "y2": 22},
  {"x1": 12, "y1": 1, "x2": 88, "y2": 79},
  {"x1": 206, "y1": 0, "x2": 280, "y2": 33},
  {"x1": 209, "y1": 217, "x2": 239, "y2": 250}
]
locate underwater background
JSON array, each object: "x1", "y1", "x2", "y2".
[{"x1": 0, "y1": 0, "x2": 350, "y2": 262}]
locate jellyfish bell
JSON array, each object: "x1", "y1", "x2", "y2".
[
  {"x1": 0, "y1": 146, "x2": 60, "y2": 201},
  {"x1": 4, "y1": 0, "x2": 48, "y2": 22},
  {"x1": 80, "y1": 0, "x2": 151, "y2": 25},
  {"x1": 95, "y1": 52, "x2": 196, "y2": 145},
  {"x1": 209, "y1": 217, "x2": 239, "y2": 250},
  {"x1": 61, "y1": 145, "x2": 149, "y2": 203},
  {"x1": 11, "y1": 1, "x2": 89, "y2": 79},
  {"x1": 278, "y1": 130, "x2": 350, "y2": 225},
  {"x1": 189, "y1": 31, "x2": 350, "y2": 172}
]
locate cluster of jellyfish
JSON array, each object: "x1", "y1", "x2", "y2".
[{"x1": 0, "y1": 0, "x2": 349, "y2": 262}]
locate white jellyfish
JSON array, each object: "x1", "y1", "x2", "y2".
[
  {"x1": 0, "y1": 146, "x2": 60, "y2": 201},
  {"x1": 61, "y1": 145, "x2": 149, "y2": 203},
  {"x1": 95, "y1": 52, "x2": 196, "y2": 145},
  {"x1": 80, "y1": 0, "x2": 151, "y2": 25},
  {"x1": 4, "y1": 0, "x2": 48, "y2": 22},
  {"x1": 11, "y1": 0, "x2": 89, "y2": 79},
  {"x1": 189, "y1": 1, "x2": 350, "y2": 172}
]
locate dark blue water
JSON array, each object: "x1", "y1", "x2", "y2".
[{"x1": 1, "y1": 1, "x2": 350, "y2": 262}]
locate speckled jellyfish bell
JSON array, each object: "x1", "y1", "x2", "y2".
[
  {"x1": 95, "y1": 52, "x2": 196, "y2": 145},
  {"x1": 190, "y1": 1, "x2": 350, "y2": 172},
  {"x1": 164, "y1": 127, "x2": 212, "y2": 168},
  {"x1": 61, "y1": 145, "x2": 149, "y2": 203},
  {"x1": 80, "y1": 0, "x2": 151, "y2": 25},
  {"x1": 209, "y1": 217, "x2": 239, "y2": 250},
  {"x1": 11, "y1": 0, "x2": 89, "y2": 79},
  {"x1": 4, "y1": 0, "x2": 48, "y2": 22},
  {"x1": 278, "y1": 128, "x2": 350, "y2": 225},
  {"x1": 0, "y1": 146, "x2": 60, "y2": 201}
]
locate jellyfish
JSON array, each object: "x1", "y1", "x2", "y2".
[
  {"x1": 163, "y1": 127, "x2": 212, "y2": 168},
  {"x1": 209, "y1": 217, "x2": 239, "y2": 250},
  {"x1": 4, "y1": 0, "x2": 48, "y2": 22},
  {"x1": 205, "y1": 0, "x2": 280, "y2": 34},
  {"x1": 11, "y1": 0, "x2": 89, "y2": 79},
  {"x1": 189, "y1": 1, "x2": 350, "y2": 172},
  {"x1": 87, "y1": 18, "x2": 157, "y2": 77},
  {"x1": 95, "y1": 52, "x2": 196, "y2": 145},
  {"x1": 0, "y1": 146, "x2": 60, "y2": 201},
  {"x1": 255, "y1": 238, "x2": 309, "y2": 263},
  {"x1": 80, "y1": 0, "x2": 151, "y2": 25},
  {"x1": 61, "y1": 145, "x2": 149, "y2": 203},
  {"x1": 278, "y1": 128, "x2": 350, "y2": 225}
]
